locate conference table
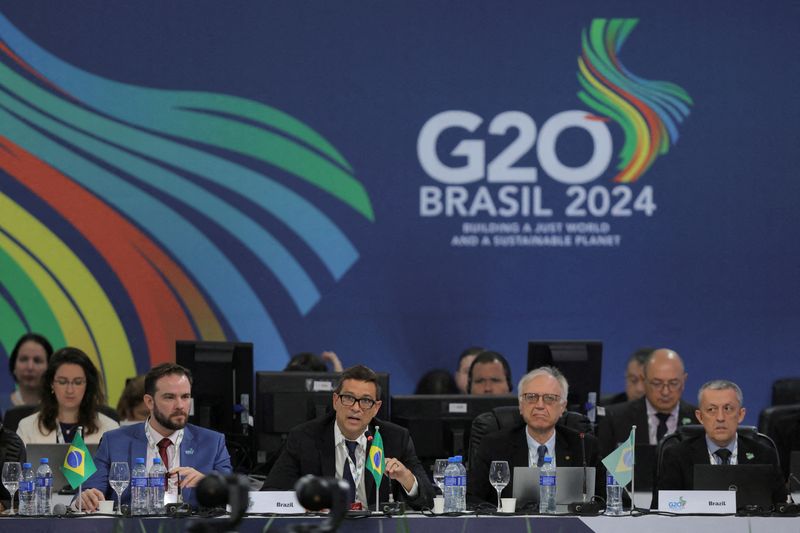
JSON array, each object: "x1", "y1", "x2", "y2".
[{"x1": 1, "y1": 513, "x2": 799, "y2": 533}]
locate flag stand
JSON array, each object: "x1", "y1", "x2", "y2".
[
  {"x1": 629, "y1": 425, "x2": 636, "y2": 514},
  {"x1": 374, "y1": 425, "x2": 380, "y2": 512}
]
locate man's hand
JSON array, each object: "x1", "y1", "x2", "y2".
[
  {"x1": 321, "y1": 351, "x2": 343, "y2": 372},
  {"x1": 78, "y1": 488, "x2": 105, "y2": 512},
  {"x1": 171, "y1": 466, "x2": 205, "y2": 488},
  {"x1": 385, "y1": 457, "x2": 416, "y2": 492}
]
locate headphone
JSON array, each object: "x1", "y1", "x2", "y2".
[{"x1": 467, "y1": 351, "x2": 512, "y2": 393}]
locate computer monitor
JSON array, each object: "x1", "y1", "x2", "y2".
[
  {"x1": 527, "y1": 340, "x2": 602, "y2": 412},
  {"x1": 693, "y1": 464, "x2": 775, "y2": 511},
  {"x1": 175, "y1": 340, "x2": 254, "y2": 437},
  {"x1": 390, "y1": 394, "x2": 519, "y2": 466},
  {"x1": 255, "y1": 371, "x2": 390, "y2": 467}
]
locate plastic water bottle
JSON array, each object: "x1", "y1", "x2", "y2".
[
  {"x1": 538, "y1": 456, "x2": 556, "y2": 514},
  {"x1": 148, "y1": 457, "x2": 167, "y2": 514},
  {"x1": 454, "y1": 455, "x2": 467, "y2": 512},
  {"x1": 35, "y1": 458, "x2": 53, "y2": 515},
  {"x1": 19, "y1": 462, "x2": 36, "y2": 516},
  {"x1": 443, "y1": 457, "x2": 460, "y2": 513},
  {"x1": 131, "y1": 457, "x2": 149, "y2": 515},
  {"x1": 605, "y1": 474, "x2": 624, "y2": 515}
]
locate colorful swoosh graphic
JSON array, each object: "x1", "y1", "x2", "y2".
[
  {"x1": 577, "y1": 18, "x2": 693, "y2": 183},
  {"x1": 0, "y1": 12, "x2": 373, "y2": 403}
]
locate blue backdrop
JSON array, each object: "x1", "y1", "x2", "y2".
[{"x1": 0, "y1": 1, "x2": 798, "y2": 423}]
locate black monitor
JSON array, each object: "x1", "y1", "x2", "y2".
[
  {"x1": 390, "y1": 394, "x2": 518, "y2": 466},
  {"x1": 255, "y1": 371, "x2": 390, "y2": 468},
  {"x1": 693, "y1": 464, "x2": 775, "y2": 510},
  {"x1": 175, "y1": 340, "x2": 254, "y2": 437},
  {"x1": 527, "y1": 340, "x2": 602, "y2": 412}
]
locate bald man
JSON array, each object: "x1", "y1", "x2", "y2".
[{"x1": 597, "y1": 349, "x2": 697, "y2": 456}]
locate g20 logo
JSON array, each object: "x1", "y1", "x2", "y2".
[
  {"x1": 417, "y1": 110, "x2": 612, "y2": 185},
  {"x1": 416, "y1": 110, "x2": 655, "y2": 218}
]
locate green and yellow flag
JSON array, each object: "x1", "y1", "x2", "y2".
[
  {"x1": 366, "y1": 428, "x2": 385, "y2": 488},
  {"x1": 61, "y1": 432, "x2": 97, "y2": 488},
  {"x1": 601, "y1": 427, "x2": 635, "y2": 487}
]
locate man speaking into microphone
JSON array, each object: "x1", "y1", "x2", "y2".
[
  {"x1": 262, "y1": 365, "x2": 433, "y2": 510},
  {"x1": 468, "y1": 366, "x2": 600, "y2": 504},
  {"x1": 78, "y1": 363, "x2": 232, "y2": 511}
]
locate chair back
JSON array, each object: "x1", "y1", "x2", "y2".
[
  {"x1": 2, "y1": 404, "x2": 38, "y2": 432},
  {"x1": 772, "y1": 379, "x2": 800, "y2": 405}
]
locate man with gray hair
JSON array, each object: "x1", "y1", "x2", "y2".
[
  {"x1": 656, "y1": 379, "x2": 787, "y2": 505},
  {"x1": 467, "y1": 366, "x2": 599, "y2": 504}
]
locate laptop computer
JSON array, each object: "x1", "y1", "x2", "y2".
[
  {"x1": 25, "y1": 443, "x2": 99, "y2": 494},
  {"x1": 512, "y1": 466, "x2": 595, "y2": 509},
  {"x1": 693, "y1": 464, "x2": 774, "y2": 511}
]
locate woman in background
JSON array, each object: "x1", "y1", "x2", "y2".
[
  {"x1": 116, "y1": 375, "x2": 148, "y2": 425},
  {"x1": 16, "y1": 347, "x2": 118, "y2": 444},
  {"x1": 2, "y1": 333, "x2": 53, "y2": 413}
]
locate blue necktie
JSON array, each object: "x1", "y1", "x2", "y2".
[
  {"x1": 537, "y1": 444, "x2": 548, "y2": 467},
  {"x1": 343, "y1": 440, "x2": 359, "y2": 504}
]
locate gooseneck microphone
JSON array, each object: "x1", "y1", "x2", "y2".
[
  {"x1": 53, "y1": 503, "x2": 69, "y2": 516},
  {"x1": 580, "y1": 432, "x2": 587, "y2": 501}
]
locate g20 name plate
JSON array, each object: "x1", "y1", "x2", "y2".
[{"x1": 658, "y1": 490, "x2": 736, "y2": 514}]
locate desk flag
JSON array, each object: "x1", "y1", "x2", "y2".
[
  {"x1": 366, "y1": 428, "x2": 385, "y2": 488},
  {"x1": 61, "y1": 432, "x2": 97, "y2": 488},
  {"x1": 601, "y1": 427, "x2": 635, "y2": 487}
]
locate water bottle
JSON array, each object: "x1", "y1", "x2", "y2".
[
  {"x1": 442, "y1": 457, "x2": 460, "y2": 513},
  {"x1": 131, "y1": 457, "x2": 149, "y2": 515},
  {"x1": 35, "y1": 458, "x2": 52, "y2": 515},
  {"x1": 19, "y1": 462, "x2": 36, "y2": 516},
  {"x1": 148, "y1": 457, "x2": 167, "y2": 514},
  {"x1": 454, "y1": 455, "x2": 467, "y2": 512},
  {"x1": 538, "y1": 456, "x2": 556, "y2": 514},
  {"x1": 605, "y1": 474, "x2": 624, "y2": 515}
]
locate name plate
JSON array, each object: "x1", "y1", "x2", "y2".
[
  {"x1": 658, "y1": 490, "x2": 736, "y2": 514},
  {"x1": 247, "y1": 491, "x2": 304, "y2": 514}
]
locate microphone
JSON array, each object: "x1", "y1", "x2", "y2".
[
  {"x1": 580, "y1": 432, "x2": 587, "y2": 501},
  {"x1": 567, "y1": 432, "x2": 601, "y2": 515},
  {"x1": 53, "y1": 503, "x2": 68, "y2": 516}
]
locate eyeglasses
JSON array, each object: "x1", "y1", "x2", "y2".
[
  {"x1": 519, "y1": 393, "x2": 561, "y2": 405},
  {"x1": 53, "y1": 378, "x2": 86, "y2": 387},
  {"x1": 647, "y1": 379, "x2": 682, "y2": 391},
  {"x1": 702, "y1": 404, "x2": 740, "y2": 416},
  {"x1": 337, "y1": 393, "x2": 376, "y2": 409}
]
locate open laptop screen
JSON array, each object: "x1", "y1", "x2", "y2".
[{"x1": 693, "y1": 464, "x2": 774, "y2": 511}]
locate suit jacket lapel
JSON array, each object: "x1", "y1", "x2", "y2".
[
  {"x1": 131, "y1": 424, "x2": 149, "y2": 467},
  {"x1": 319, "y1": 417, "x2": 336, "y2": 478},
  {"x1": 634, "y1": 399, "x2": 650, "y2": 445},
  {"x1": 180, "y1": 425, "x2": 196, "y2": 469}
]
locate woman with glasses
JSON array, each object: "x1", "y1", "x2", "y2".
[{"x1": 16, "y1": 347, "x2": 119, "y2": 444}]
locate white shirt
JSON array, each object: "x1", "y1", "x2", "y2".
[
  {"x1": 144, "y1": 418, "x2": 183, "y2": 500},
  {"x1": 333, "y1": 422, "x2": 368, "y2": 505},
  {"x1": 526, "y1": 427, "x2": 557, "y2": 467}
]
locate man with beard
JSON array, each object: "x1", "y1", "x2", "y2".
[{"x1": 78, "y1": 363, "x2": 231, "y2": 511}]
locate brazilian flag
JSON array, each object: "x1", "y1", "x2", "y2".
[
  {"x1": 61, "y1": 432, "x2": 97, "y2": 488},
  {"x1": 366, "y1": 428, "x2": 385, "y2": 488}
]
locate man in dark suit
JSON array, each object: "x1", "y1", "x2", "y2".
[
  {"x1": 468, "y1": 366, "x2": 599, "y2": 505},
  {"x1": 655, "y1": 380, "x2": 787, "y2": 506},
  {"x1": 597, "y1": 348, "x2": 696, "y2": 456},
  {"x1": 263, "y1": 365, "x2": 434, "y2": 510},
  {"x1": 598, "y1": 347, "x2": 652, "y2": 406}
]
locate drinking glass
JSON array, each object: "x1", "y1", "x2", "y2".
[
  {"x1": 489, "y1": 460, "x2": 510, "y2": 512},
  {"x1": 2, "y1": 462, "x2": 21, "y2": 515},
  {"x1": 109, "y1": 461, "x2": 130, "y2": 514},
  {"x1": 433, "y1": 458, "x2": 448, "y2": 494}
]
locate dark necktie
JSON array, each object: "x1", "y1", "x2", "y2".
[
  {"x1": 714, "y1": 448, "x2": 732, "y2": 465},
  {"x1": 536, "y1": 444, "x2": 548, "y2": 467},
  {"x1": 342, "y1": 440, "x2": 359, "y2": 504},
  {"x1": 655, "y1": 413, "x2": 671, "y2": 442},
  {"x1": 158, "y1": 438, "x2": 171, "y2": 470}
]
